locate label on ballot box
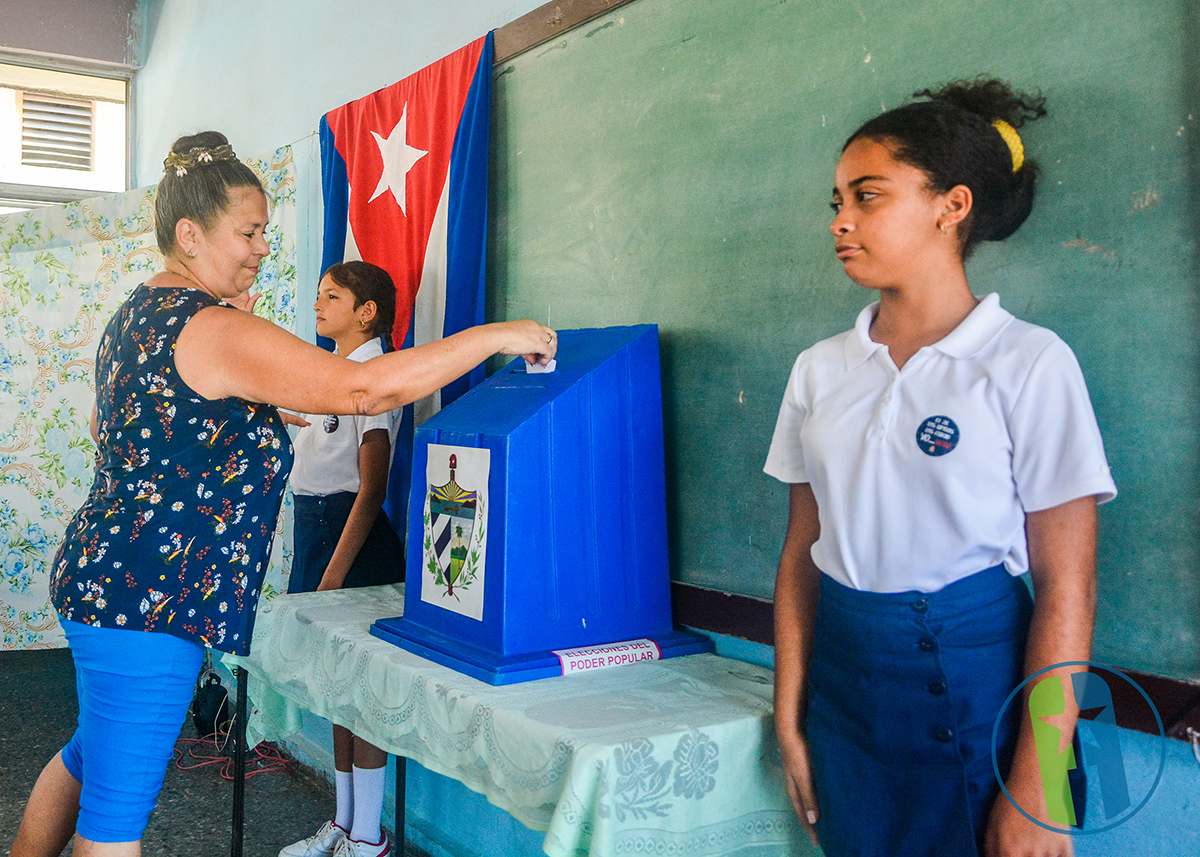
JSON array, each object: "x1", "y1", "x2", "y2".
[
  {"x1": 420, "y1": 444, "x2": 490, "y2": 621},
  {"x1": 554, "y1": 639, "x2": 663, "y2": 676}
]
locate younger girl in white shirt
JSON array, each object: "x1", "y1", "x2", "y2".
[{"x1": 281, "y1": 261, "x2": 404, "y2": 857}]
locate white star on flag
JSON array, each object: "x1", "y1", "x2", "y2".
[{"x1": 369, "y1": 103, "x2": 428, "y2": 215}]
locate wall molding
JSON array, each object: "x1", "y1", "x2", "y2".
[
  {"x1": 494, "y1": 0, "x2": 641, "y2": 64},
  {"x1": 671, "y1": 581, "x2": 1200, "y2": 741}
]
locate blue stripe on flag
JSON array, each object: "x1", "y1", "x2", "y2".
[
  {"x1": 441, "y1": 30, "x2": 493, "y2": 407},
  {"x1": 317, "y1": 114, "x2": 347, "y2": 353}
]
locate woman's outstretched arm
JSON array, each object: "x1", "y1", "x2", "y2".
[{"x1": 174, "y1": 306, "x2": 555, "y2": 415}]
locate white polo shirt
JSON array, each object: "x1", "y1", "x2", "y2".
[
  {"x1": 764, "y1": 293, "x2": 1116, "y2": 593},
  {"x1": 289, "y1": 339, "x2": 402, "y2": 497}
]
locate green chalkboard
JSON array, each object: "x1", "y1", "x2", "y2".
[{"x1": 488, "y1": 0, "x2": 1200, "y2": 679}]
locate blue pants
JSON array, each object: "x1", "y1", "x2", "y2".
[
  {"x1": 805, "y1": 566, "x2": 1035, "y2": 857},
  {"x1": 60, "y1": 619, "x2": 204, "y2": 842}
]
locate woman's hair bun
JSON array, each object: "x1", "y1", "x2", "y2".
[
  {"x1": 154, "y1": 131, "x2": 264, "y2": 256},
  {"x1": 163, "y1": 131, "x2": 239, "y2": 177},
  {"x1": 170, "y1": 130, "x2": 233, "y2": 156}
]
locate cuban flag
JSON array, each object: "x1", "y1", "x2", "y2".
[{"x1": 319, "y1": 32, "x2": 493, "y2": 536}]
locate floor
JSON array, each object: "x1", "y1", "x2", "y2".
[{"x1": 0, "y1": 647, "x2": 395, "y2": 857}]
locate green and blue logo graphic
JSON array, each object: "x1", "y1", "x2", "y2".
[{"x1": 992, "y1": 661, "x2": 1166, "y2": 834}]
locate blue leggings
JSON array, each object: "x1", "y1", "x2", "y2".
[{"x1": 60, "y1": 619, "x2": 204, "y2": 842}]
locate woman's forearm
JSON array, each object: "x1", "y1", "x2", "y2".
[
  {"x1": 177, "y1": 312, "x2": 555, "y2": 415},
  {"x1": 351, "y1": 324, "x2": 513, "y2": 415}
]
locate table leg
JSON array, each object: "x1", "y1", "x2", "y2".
[
  {"x1": 232, "y1": 666, "x2": 247, "y2": 857},
  {"x1": 395, "y1": 754, "x2": 406, "y2": 855}
]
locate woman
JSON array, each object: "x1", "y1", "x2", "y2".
[
  {"x1": 765, "y1": 80, "x2": 1115, "y2": 857},
  {"x1": 279, "y1": 261, "x2": 405, "y2": 857},
  {"x1": 9, "y1": 131, "x2": 555, "y2": 857}
]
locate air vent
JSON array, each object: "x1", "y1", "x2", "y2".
[{"x1": 20, "y1": 94, "x2": 94, "y2": 171}]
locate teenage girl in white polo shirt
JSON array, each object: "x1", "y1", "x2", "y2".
[
  {"x1": 765, "y1": 79, "x2": 1116, "y2": 857},
  {"x1": 281, "y1": 261, "x2": 403, "y2": 857}
]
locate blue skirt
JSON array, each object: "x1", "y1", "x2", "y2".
[
  {"x1": 806, "y1": 566, "x2": 1033, "y2": 857},
  {"x1": 287, "y1": 492, "x2": 404, "y2": 594}
]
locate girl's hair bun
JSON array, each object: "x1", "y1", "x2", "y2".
[{"x1": 846, "y1": 77, "x2": 1048, "y2": 254}]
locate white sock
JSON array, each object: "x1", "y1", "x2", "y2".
[
  {"x1": 334, "y1": 769, "x2": 354, "y2": 832},
  {"x1": 349, "y1": 764, "x2": 386, "y2": 845}
]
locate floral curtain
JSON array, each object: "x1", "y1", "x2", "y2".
[{"x1": 0, "y1": 145, "x2": 300, "y2": 650}]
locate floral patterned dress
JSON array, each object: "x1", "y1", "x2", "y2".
[{"x1": 50, "y1": 284, "x2": 293, "y2": 654}]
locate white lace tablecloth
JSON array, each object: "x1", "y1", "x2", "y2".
[{"x1": 225, "y1": 585, "x2": 803, "y2": 856}]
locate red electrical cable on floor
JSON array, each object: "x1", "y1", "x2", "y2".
[{"x1": 173, "y1": 733, "x2": 297, "y2": 781}]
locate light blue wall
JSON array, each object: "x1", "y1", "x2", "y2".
[
  {"x1": 131, "y1": 0, "x2": 544, "y2": 186},
  {"x1": 131, "y1": 0, "x2": 548, "y2": 339}
]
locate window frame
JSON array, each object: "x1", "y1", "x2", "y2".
[{"x1": 0, "y1": 54, "x2": 131, "y2": 214}]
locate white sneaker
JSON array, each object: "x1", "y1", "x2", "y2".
[
  {"x1": 332, "y1": 832, "x2": 391, "y2": 857},
  {"x1": 279, "y1": 821, "x2": 349, "y2": 857}
]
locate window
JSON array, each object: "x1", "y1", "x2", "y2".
[
  {"x1": 0, "y1": 63, "x2": 127, "y2": 215},
  {"x1": 21, "y1": 93, "x2": 95, "y2": 170}
]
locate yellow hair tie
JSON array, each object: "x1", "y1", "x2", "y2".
[{"x1": 992, "y1": 120, "x2": 1024, "y2": 173}]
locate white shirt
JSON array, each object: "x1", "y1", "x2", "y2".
[
  {"x1": 764, "y1": 293, "x2": 1116, "y2": 593},
  {"x1": 289, "y1": 339, "x2": 402, "y2": 496}
]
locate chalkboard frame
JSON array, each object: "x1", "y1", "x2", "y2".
[{"x1": 494, "y1": 0, "x2": 640, "y2": 63}]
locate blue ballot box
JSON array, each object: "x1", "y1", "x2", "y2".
[{"x1": 371, "y1": 324, "x2": 712, "y2": 684}]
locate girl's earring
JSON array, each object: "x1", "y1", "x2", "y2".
[{"x1": 359, "y1": 319, "x2": 367, "y2": 329}]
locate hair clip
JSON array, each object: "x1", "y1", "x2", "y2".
[
  {"x1": 163, "y1": 144, "x2": 238, "y2": 175},
  {"x1": 992, "y1": 120, "x2": 1024, "y2": 173}
]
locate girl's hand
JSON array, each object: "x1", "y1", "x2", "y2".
[
  {"x1": 778, "y1": 730, "x2": 821, "y2": 846},
  {"x1": 225, "y1": 290, "x2": 261, "y2": 314},
  {"x1": 985, "y1": 780, "x2": 1074, "y2": 857},
  {"x1": 496, "y1": 320, "x2": 557, "y2": 366},
  {"x1": 277, "y1": 410, "x2": 310, "y2": 428}
]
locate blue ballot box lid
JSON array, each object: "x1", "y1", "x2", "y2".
[
  {"x1": 372, "y1": 324, "x2": 712, "y2": 684},
  {"x1": 422, "y1": 324, "x2": 660, "y2": 434}
]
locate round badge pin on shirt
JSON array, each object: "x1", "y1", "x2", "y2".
[
  {"x1": 917, "y1": 415, "x2": 959, "y2": 456},
  {"x1": 323, "y1": 415, "x2": 339, "y2": 433}
]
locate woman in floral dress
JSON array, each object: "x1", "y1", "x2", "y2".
[{"x1": 9, "y1": 131, "x2": 556, "y2": 857}]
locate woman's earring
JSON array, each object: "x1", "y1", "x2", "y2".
[{"x1": 359, "y1": 319, "x2": 367, "y2": 329}]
